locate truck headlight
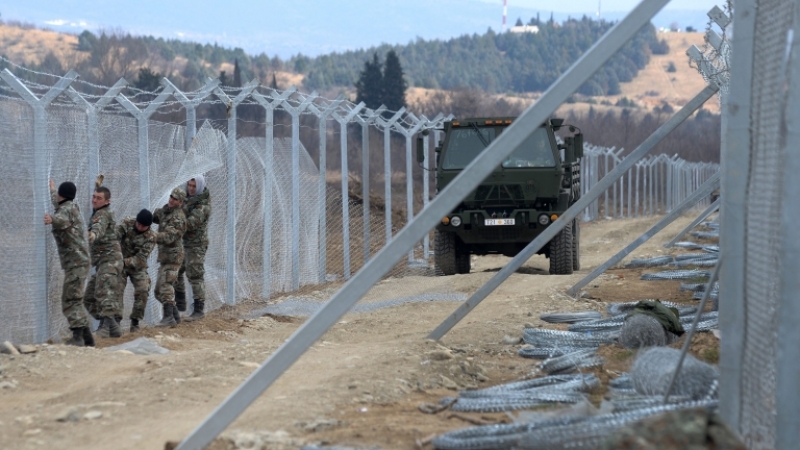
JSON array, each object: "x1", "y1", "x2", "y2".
[
  {"x1": 538, "y1": 214, "x2": 550, "y2": 225},
  {"x1": 450, "y1": 216, "x2": 462, "y2": 227}
]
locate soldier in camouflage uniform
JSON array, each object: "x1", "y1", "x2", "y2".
[
  {"x1": 44, "y1": 180, "x2": 95, "y2": 347},
  {"x1": 117, "y1": 209, "x2": 157, "y2": 333},
  {"x1": 84, "y1": 186, "x2": 124, "y2": 338},
  {"x1": 176, "y1": 175, "x2": 211, "y2": 321},
  {"x1": 152, "y1": 188, "x2": 187, "y2": 327}
]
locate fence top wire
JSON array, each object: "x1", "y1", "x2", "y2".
[{"x1": 0, "y1": 57, "x2": 450, "y2": 135}]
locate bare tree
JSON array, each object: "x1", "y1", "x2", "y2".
[{"x1": 89, "y1": 28, "x2": 147, "y2": 86}]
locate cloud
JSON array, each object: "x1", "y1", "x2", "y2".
[{"x1": 44, "y1": 19, "x2": 68, "y2": 26}]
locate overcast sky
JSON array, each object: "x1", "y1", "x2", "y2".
[{"x1": 2, "y1": 0, "x2": 726, "y2": 58}]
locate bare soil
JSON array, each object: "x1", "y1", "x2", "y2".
[{"x1": 0, "y1": 214, "x2": 720, "y2": 449}]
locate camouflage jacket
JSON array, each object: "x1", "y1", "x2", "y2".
[
  {"x1": 183, "y1": 187, "x2": 211, "y2": 247},
  {"x1": 117, "y1": 217, "x2": 157, "y2": 272},
  {"x1": 153, "y1": 204, "x2": 187, "y2": 264},
  {"x1": 49, "y1": 191, "x2": 90, "y2": 270},
  {"x1": 88, "y1": 205, "x2": 122, "y2": 264}
]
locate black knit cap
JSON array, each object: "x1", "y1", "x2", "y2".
[
  {"x1": 57, "y1": 182, "x2": 77, "y2": 200},
  {"x1": 136, "y1": 209, "x2": 153, "y2": 227}
]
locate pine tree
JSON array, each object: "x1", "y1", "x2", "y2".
[
  {"x1": 355, "y1": 52, "x2": 384, "y2": 109},
  {"x1": 219, "y1": 70, "x2": 228, "y2": 86},
  {"x1": 233, "y1": 58, "x2": 242, "y2": 87},
  {"x1": 515, "y1": 17, "x2": 524, "y2": 27},
  {"x1": 271, "y1": 72, "x2": 278, "y2": 90},
  {"x1": 381, "y1": 50, "x2": 407, "y2": 112}
]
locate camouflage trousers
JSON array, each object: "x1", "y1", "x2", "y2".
[
  {"x1": 62, "y1": 263, "x2": 90, "y2": 328},
  {"x1": 155, "y1": 263, "x2": 181, "y2": 305},
  {"x1": 121, "y1": 266, "x2": 151, "y2": 321},
  {"x1": 85, "y1": 256, "x2": 123, "y2": 320},
  {"x1": 176, "y1": 243, "x2": 207, "y2": 301}
]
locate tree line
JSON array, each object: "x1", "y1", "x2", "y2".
[{"x1": 301, "y1": 16, "x2": 668, "y2": 96}]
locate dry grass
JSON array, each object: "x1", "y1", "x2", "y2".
[{"x1": 0, "y1": 23, "x2": 85, "y2": 67}]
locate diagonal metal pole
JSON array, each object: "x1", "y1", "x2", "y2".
[
  {"x1": 663, "y1": 258, "x2": 721, "y2": 404},
  {"x1": 174, "y1": 2, "x2": 672, "y2": 447},
  {"x1": 427, "y1": 84, "x2": 718, "y2": 341},
  {"x1": 566, "y1": 171, "x2": 720, "y2": 296},
  {"x1": 663, "y1": 197, "x2": 720, "y2": 248}
]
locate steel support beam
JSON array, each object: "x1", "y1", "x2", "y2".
[
  {"x1": 428, "y1": 84, "x2": 718, "y2": 341},
  {"x1": 174, "y1": 2, "x2": 673, "y2": 447},
  {"x1": 663, "y1": 197, "x2": 720, "y2": 248}
]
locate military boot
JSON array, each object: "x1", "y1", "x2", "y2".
[
  {"x1": 130, "y1": 318, "x2": 140, "y2": 333},
  {"x1": 156, "y1": 303, "x2": 177, "y2": 328},
  {"x1": 172, "y1": 302, "x2": 182, "y2": 324},
  {"x1": 82, "y1": 326, "x2": 95, "y2": 347},
  {"x1": 95, "y1": 318, "x2": 110, "y2": 338},
  {"x1": 184, "y1": 300, "x2": 205, "y2": 322},
  {"x1": 104, "y1": 317, "x2": 122, "y2": 338},
  {"x1": 175, "y1": 290, "x2": 187, "y2": 312},
  {"x1": 66, "y1": 328, "x2": 85, "y2": 347}
]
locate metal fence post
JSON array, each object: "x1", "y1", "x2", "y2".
[
  {"x1": 65, "y1": 79, "x2": 128, "y2": 222},
  {"x1": 161, "y1": 78, "x2": 220, "y2": 150},
  {"x1": 331, "y1": 101, "x2": 365, "y2": 280},
  {"x1": 253, "y1": 87, "x2": 295, "y2": 297},
  {"x1": 212, "y1": 79, "x2": 259, "y2": 303},
  {"x1": 308, "y1": 95, "x2": 345, "y2": 283},
  {"x1": 352, "y1": 106, "x2": 385, "y2": 267},
  {"x1": 421, "y1": 113, "x2": 444, "y2": 259},
  {"x1": 395, "y1": 113, "x2": 424, "y2": 263},
  {"x1": 115, "y1": 83, "x2": 175, "y2": 210},
  {"x1": 0, "y1": 68, "x2": 79, "y2": 343},
  {"x1": 717, "y1": 0, "x2": 752, "y2": 436},
  {"x1": 375, "y1": 109, "x2": 404, "y2": 244},
  {"x1": 566, "y1": 172, "x2": 720, "y2": 297},
  {"x1": 279, "y1": 91, "x2": 316, "y2": 289},
  {"x1": 173, "y1": 3, "x2": 673, "y2": 446}
]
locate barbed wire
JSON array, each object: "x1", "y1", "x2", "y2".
[{"x1": 0, "y1": 55, "x2": 442, "y2": 131}]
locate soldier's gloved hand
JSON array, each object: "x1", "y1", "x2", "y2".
[{"x1": 88, "y1": 231, "x2": 96, "y2": 245}]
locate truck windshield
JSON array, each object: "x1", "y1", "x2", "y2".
[
  {"x1": 441, "y1": 126, "x2": 556, "y2": 170},
  {"x1": 501, "y1": 127, "x2": 556, "y2": 168},
  {"x1": 441, "y1": 127, "x2": 496, "y2": 169}
]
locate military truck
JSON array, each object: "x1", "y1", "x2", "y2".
[{"x1": 417, "y1": 117, "x2": 583, "y2": 275}]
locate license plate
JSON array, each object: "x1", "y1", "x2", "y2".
[{"x1": 485, "y1": 219, "x2": 515, "y2": 226}]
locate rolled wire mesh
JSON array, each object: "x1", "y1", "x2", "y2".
[
  {"x1": 624, "y1": 255, "x2": 675, "y2": 268},
  {"x1": 640, "y1": 269, "x2": 711, "y2": 280}
]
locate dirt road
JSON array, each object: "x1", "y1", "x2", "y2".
[{"x1": 0, "y1": 213, "x2": 718, "y2": 449}]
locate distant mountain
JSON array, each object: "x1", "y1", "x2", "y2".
[{"x1": 1, "y1": 1, "x2": 714, "y2": 59}]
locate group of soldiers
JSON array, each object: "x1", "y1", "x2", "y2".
[{"x1": 43, "y1": 175, "x2": 212, "y2": 347}]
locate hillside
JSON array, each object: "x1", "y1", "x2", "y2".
[{"x1": 0, "y1": 22, "x2": 714, "y2": 116}]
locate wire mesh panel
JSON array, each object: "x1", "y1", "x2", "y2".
[{"x1": 736, "y1": 1, "x2": 794, "y2": 447}]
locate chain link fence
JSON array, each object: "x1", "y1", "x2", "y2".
[{"x1": 0, "y1": 63, "x2": 717, "y2": 344}]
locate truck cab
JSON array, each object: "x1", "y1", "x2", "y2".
[{"x1": 422, "y1": 117, "x2": 583, "y2": 275}]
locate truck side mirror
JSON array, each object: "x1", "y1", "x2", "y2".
[
  {"x1": 416, "y1": 136, "x2": 425, "y2": 163},
  {"x1": 574, "y1": 133, "x2": 584, "y2": 159}
]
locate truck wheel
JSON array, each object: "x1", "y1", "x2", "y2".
[
  {"x1": 435, "y1": 230, "x2": 457, "y2": 276},
  {"x1": 456, "y1": 247, "x2": 471, "y2": 274},
  {"x1": 572, "y1": 218, "x2": 581, "y2": 271},
  {"x1": 549, "y1": 220, "x2": 574, "y2": 275}
]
